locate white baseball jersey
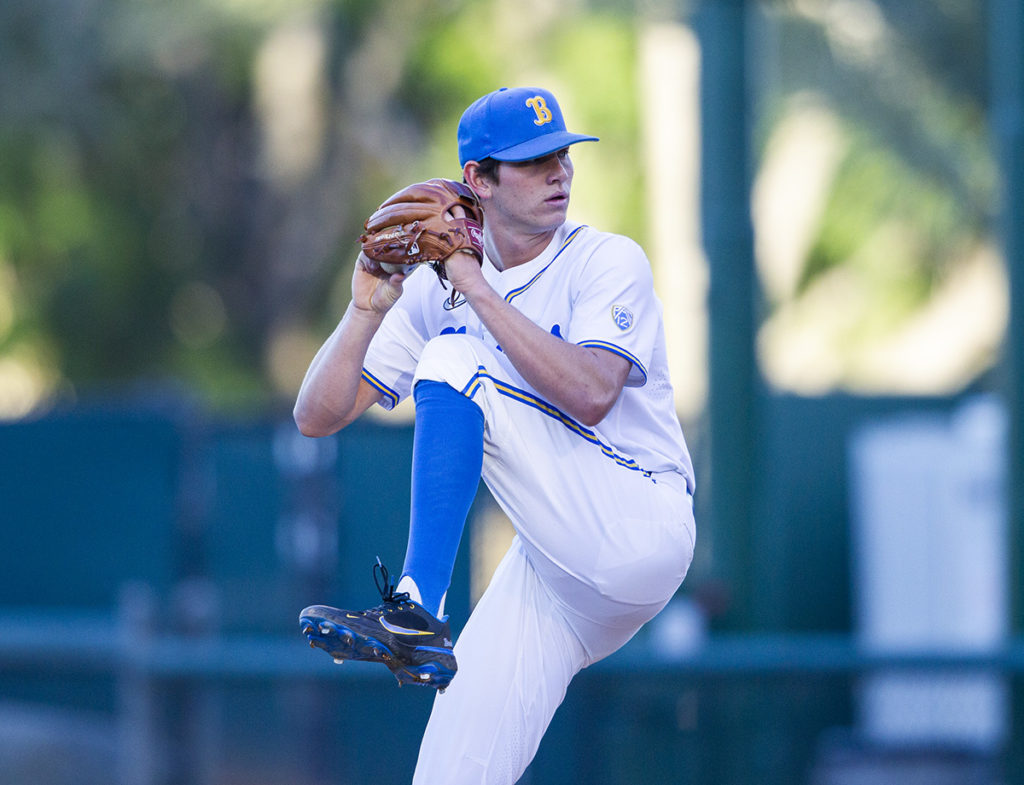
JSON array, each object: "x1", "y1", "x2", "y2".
[
  {"x1": 361, "y1": 220, "x2": 695, "y2": 494},
  {"x1": 360, "y1": 220, "x2": 696, "y2": 785}
]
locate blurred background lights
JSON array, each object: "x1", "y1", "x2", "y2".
[{"x1": 170, "y1": 281, "x2": 228, "y2": 349}]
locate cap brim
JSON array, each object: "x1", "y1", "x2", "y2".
[{"x1": 488, "y1": 131, "x2": 599, "y2": 163}]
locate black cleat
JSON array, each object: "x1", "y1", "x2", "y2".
[{"x1": 300, "y1": 561, "x2": 456, "y2": 691}]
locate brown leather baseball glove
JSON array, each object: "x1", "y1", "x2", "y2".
[{"x1": 359, "y1": 179, "x2": 484, "y2": 301}]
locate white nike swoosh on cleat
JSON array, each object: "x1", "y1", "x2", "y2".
[{"x1": 379, "y1": 617, "x2": 435, "y2": 636}]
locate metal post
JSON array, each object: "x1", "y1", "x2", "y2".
[
  {"x1": 991, "y1": 0, "x2": 1024, "y2": 629},
  {"x1": 695, "y1": 0, "x2": 759, "y2": 630},
  {"x1": 990, "y1": 4, "x2": 1024, "y2": 770},
  {"x1": 171, "y1": 578, "x2": 222, "y2": 785},
  {"x1": 117, "y1": 583, "x2": 162, "y2": 785}
]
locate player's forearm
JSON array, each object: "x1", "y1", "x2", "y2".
[
  {"x1": 294, "y1": 305, "x2": 383, "y2": 436},
  {"x1": 465, "y1": 287, "x2": 626, "y2": 426}
]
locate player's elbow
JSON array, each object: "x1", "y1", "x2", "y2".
[
  {"x1": 293, "y1": 410, "x2": 324, "y2": 438},
  {"x1": 573, "y1": 348, "x2": 630, "y2": 427},
  {"x1": 575, "y1": 396, "x2": 616, "y2": 428},
  {"x1": 293, "y1": 402, "x2": 340, "y2": 438}
]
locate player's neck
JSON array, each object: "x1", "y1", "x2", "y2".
[{"x1": 484, "y1": 225, "x2": 560, "y2": 271}]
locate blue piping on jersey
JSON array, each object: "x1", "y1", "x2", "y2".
[
  {"x1": 578, "y1": 340, "x2": 648, "y2": 385},
  {"x1": 362, "y1": 368, "x2": 400, "y2": 408},
  {"x1": 503, "y1": 226, "x2": 586, "y2": 305},
  {"x1": 459, "y1": 366, "x2": 653, "y2": 478}
]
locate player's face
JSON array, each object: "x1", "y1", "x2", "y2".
[{"x1": 489, "y1": 149, "x2": 574, "y2": 235}]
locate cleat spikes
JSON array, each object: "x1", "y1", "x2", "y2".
[{"x1": 333, "y1": 657, "x2": 345, "y2": 665}]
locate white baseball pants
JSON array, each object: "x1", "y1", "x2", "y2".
[{"x1": 409, "y1": 335, "x2": 695, "y2": 785}]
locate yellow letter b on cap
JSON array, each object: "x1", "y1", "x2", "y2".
[{"x1": 526, "y1": 95, "x2": 553, "y2": 126}]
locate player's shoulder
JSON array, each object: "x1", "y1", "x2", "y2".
[
  {"x1": 568, "y1": 223, "x2": 653, "y2": 279},
  {"x1": 569, "y1": 223, "x2": 647, "y2": 258}
]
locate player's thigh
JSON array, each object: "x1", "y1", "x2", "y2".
[
  {"x1": 414, "y1": 540, "x2": 586, "y2": 785},
  {"x1": 483, "y1": 404, "x2": 694, "y2": 593},
  {"x1": 412, "y1": 332, "x2": 694, "y2": 624},
  {"x1": 479, "y1": 412, "x2": 693, "y2": 662}
]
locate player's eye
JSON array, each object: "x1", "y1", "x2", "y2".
[{"x1": 514, "y1": 150, "x2": 570, "y2": 168}]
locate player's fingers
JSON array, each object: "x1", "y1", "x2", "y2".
[
  {"x1": 355, "y1": 251, "x2": 377, "y2": 273},
  {"x1": 445, "y1": 204, "x2": 467, "y2": 222},
  {"x1": 356, "y1": 251, "x2": 392, "y2": 280}
]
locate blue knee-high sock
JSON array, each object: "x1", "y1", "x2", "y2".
[{"x1": 400, "y1": 380, "x2": 484, "y2": 617}]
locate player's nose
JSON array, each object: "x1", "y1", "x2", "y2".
[{"x1": 546, "y1": 157, "x2": 571, "y2": 184}]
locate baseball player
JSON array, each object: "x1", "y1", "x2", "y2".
[{"x1": 295, "y1": 85, "x2": 696, "y2": 784}]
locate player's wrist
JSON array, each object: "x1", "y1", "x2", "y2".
[
  {"x1": 449, "y1": 263, "x2": 490, "y2": 299},
  {"x1": 459, "y1": 279, "x2": 501, "y2": 311},
  {"x1": 346, "y1": 299, "x2": 389, "y2": 322}
]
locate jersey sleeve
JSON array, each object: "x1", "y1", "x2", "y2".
[
  {"x1": 361, "y1": 272, "x2": 431, "y2": 409},
  {"x1": 566, "y1": 235, "x2": 660, "y2": 388}
]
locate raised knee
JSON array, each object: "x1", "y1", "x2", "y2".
[{"x1": 415, "y1": 333, "x2": 487, "y2": 388}]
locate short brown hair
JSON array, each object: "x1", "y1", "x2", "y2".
[{"x1": 474, "y1": 157, "x2": 501, "y2": 184}]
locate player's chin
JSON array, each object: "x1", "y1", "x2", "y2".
[{"x1": 537, "y1": 199, "x2": 569, "y2": 224}]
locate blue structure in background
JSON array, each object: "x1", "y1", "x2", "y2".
[
  {"x1": 1, "y1": 388, "x2": 1017, "y2": 785},
  {"x1": 0, "y1": 396, "x2": 473, "y2": 785}
]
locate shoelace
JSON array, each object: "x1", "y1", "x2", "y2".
[{"x1": 373, "y1": 557, "x2": 411, "y2": 607}]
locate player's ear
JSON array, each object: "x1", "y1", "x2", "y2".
[{"x1": 463, "y1": 161, "x2": 493, "y2": 200}]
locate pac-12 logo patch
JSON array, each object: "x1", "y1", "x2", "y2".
[{"x1": 611, "y1": 305, "x2": 634, "y2": 331}]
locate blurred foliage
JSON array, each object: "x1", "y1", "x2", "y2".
[
  {"x1": 806, "y1": 134, "x2": 966, "y2": 302},
  {"x1": 0, "y1": 0, "x2": 1001, "y2": 416},
  {"x1": 0, "y1": 0, "x2": 645, "y2": 417},
  {"x1": 753, "y1": 0, "x2": 998, "y2": 390}
]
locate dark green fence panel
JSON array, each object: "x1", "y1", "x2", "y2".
[{"x1": 0, "y1": 405, "x2": 182, "y2": 608}]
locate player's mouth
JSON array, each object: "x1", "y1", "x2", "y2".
[{"x1": 545, "y1": 191, "x2": 569, "y2": 206}]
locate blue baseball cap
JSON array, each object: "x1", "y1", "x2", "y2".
[{"x1": 457, "y1": 87, "x2": 599, "y2": 167}]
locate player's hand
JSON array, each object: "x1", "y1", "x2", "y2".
[
  {"x1": 441, "y1": 203, "x2": 487, "y2": 298},
  {"x1": 352, "y1": 252, "x2": 406, "y2": 314},
  {"x1": 444, "y1": 249, "x2": 486, "y2": 297}
]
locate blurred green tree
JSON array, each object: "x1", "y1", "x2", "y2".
[
  {"x1": 0, "y1": 0, "x2": 644, "y2": 416},
  {"x1": 753, "y1": 0, "x2": 997, "y2": 393},
  {"x1": 0, "y1": 0, "x2": 998, "y2": 415}
]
